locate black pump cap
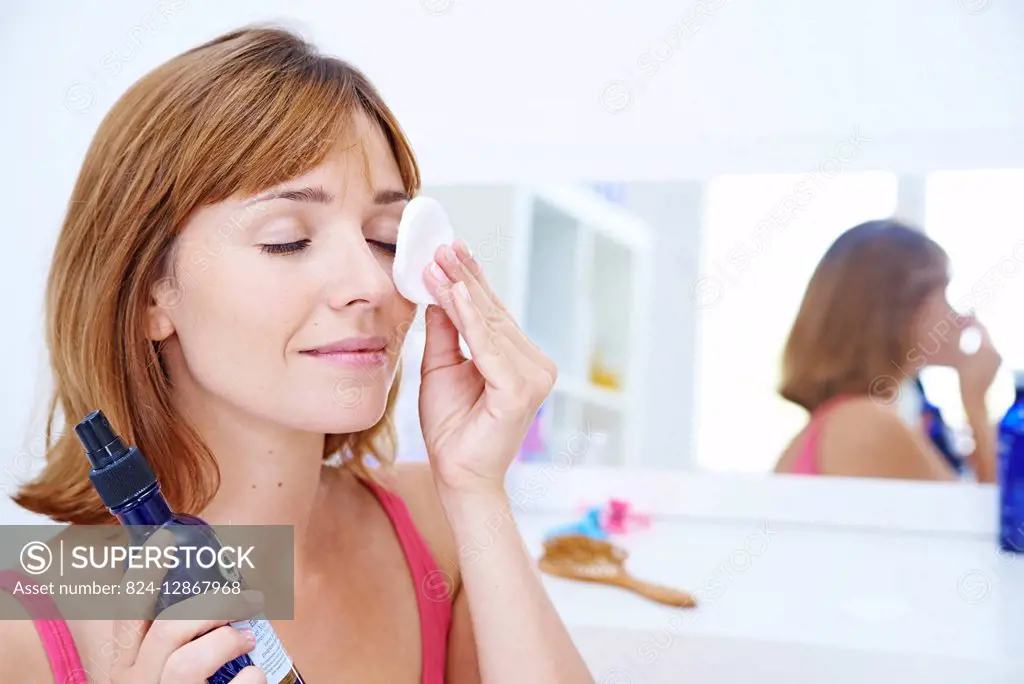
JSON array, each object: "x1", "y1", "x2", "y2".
[
  {"x1": 75, "y1": 410, "x2": 157, "y2": 510},
  {"x1": 76, "y1": 410, "x2": 129, "y2": 468}
]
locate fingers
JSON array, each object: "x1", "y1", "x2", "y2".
[
  {"x1": 440, "y1": 241, "x2": 557, "y2": 386},
  {"x1": 420, "y1": 266, "x2": 466, "y2": 376},
  {"x1": 234, "y1": 666, "x2": 270, "y2": 684},
  {"x1": 160, "y1": 625, "x2": 259, "y2": 683},
  {"x1": 421, "y1": 303, "x2": 465, "y2": 374},
  {"x1": 450, "y1": 275, "x2": 525, "y2": 393},
  {"x1": 451, "y1": 240, "x2": 510, "y2": 317},
  {"x1": 136, "y1": 589, "x2": 264, "y2": 675},
  {"x1": 112, "y1": 527, "x2": 177, "y2": 668},
  {"x1": 424, "y1": 238, "x2": 557, "y2": 408}
]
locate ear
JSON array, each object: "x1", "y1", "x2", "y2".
[{"x1": 147, "y1": 275, "x2": 183, "y2": 342}]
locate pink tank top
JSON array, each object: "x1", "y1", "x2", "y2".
[
  {"x1": 0, "y1": 479, "x2": 451, "y2": 683},
  {"x1": 791, "y1": 395, "x2": 852, "y2": 475}
]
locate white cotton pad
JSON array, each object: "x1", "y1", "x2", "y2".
[
  {"x1": 959, "y1": 326, "x2": 982, "y2": 356},
  {"x1": 393, "y1": 196, "x2": 455, "y2": 305}
]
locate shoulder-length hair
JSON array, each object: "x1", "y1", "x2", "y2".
[
  {"x1": 15, "y1": 26, "x2": 419, "y2": 524},
  {"x1": 779, "y1": 219, "x2": 950, "y2": 413}
]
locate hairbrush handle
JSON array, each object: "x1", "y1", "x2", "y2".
[{"x1": 618, "y1": 574, "x2": 697, "y2": 608}]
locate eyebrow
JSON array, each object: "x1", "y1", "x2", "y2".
[
  {"x1": 244, "y1": 185, "x2": 410, "y2": 207},
  {"x1": 373, "y1": 189, "x2": 412, "y2": 205}
]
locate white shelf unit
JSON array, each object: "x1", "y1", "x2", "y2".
[{"x1": 419, "y1": 183, "x2": 654, "y2": 468}]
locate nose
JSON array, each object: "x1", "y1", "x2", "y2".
[{"x1": 323, "y1": 231, "x2": 395, "y2": 311}]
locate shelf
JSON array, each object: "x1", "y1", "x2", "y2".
[
  {"x1": 590, "y1": 234, "x2": 634, "y2": 383},
  {"x1": 529, "y1": 185, "x2": 653, "y2": 251},
  {"x1": 538, "y1": 391, "x2": 619, "y2": 467},
  {"x1": 552, "y1": 377, "x2": 627, "y2": 413},
  {"x1": 522, "y1": 199, "x2": 580, "y2": 374}
]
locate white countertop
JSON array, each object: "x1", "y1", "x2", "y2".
[{"x1": 507, "y1": 465, "x2": 1024, "y2": 684}]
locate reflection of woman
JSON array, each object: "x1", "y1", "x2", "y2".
[
  {"x1": 774, "y1": 220, "x2": 1001, "y2": 481},
  {"x1": 0, "y1": 27, "x2": 591, "y2": 683}
]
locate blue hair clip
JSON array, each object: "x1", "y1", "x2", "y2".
[{"x1": 543, "y1": 506, "x2": 609, "y2": 541}]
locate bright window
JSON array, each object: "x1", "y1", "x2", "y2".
[
  {"x1": 920, "y1": 170, "x2": 1024, "y2": 427},
  {"x1": 693, "y1": 172, "x2": 899, "y2": 472}
]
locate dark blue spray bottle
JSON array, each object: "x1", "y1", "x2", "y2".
[
  {"x1": 75, "y1": 410, "x2": 305, "y2": 683},
  {"x1": 998, "y1": 372, "x2": 1024, "y2": 553}
]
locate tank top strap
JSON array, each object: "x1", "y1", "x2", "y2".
[
  {"x1": 0, "y1": 569, "x2": 89, "y2": 683},
  {"x1": 793, "y1": 394, "x2": 853, "y2": 475},
  {"x1": 361, "y1": 478, "x2": 451, "y2": 684}
]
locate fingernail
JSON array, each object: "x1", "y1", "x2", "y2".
[
  {"x1": 458, "y1": 245, "x2": 479, "y2": 272},
  {"x1": 242, "y1": 589, "x2": 263, "y2": 605},
  {"x1": 455, "y1": 280, "x2": 470, "y2": 301},
  {"x1": 430, "y1": 261, "x2": 449, "y2": 283},
  {"x1": 443, "y1": 245, "x2": 458, "y2": 265},
  {"x1": 240, "y1": 629, "x2": 256, "y2": 647},
  {"x1": 456, "y1": 239, "x2": 473, "y2": 258}
]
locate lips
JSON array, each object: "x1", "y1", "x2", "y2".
[
  {"x1": 301, "y1": 336, "x2": 390, "y2": 367},
  {"x1": 303, "y1": 336, "x2": 388, "y2": 355}
]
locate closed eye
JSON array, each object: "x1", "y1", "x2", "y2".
[
  {"x1": 261, "y1": 239, "x2": 311, "y2": 255},
  {"x1": 369, "y1": 240, "x2": 397, "y2": 256}
]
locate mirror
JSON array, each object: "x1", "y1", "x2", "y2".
[{"x1": 396, "y1": 174, "x2": 1023, "y2": 479}]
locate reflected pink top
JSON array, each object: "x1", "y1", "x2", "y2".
[
  {"x1": 0, "y1": 479, "x2": 450, "y2": 683},
  {"x1": 791, "y1": 395, "x2": 853, "y2": 475}
]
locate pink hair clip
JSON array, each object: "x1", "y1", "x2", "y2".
[
  {"x1": 604, "y1": 498, "x2": 652, "y2": 534},
  {"x1": 574, "y1": 498, "x2": 652, "y2": 535}
]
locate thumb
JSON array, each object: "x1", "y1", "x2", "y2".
[{"x1": 422, "y1": 304, "x2": 464, "y2": 375}]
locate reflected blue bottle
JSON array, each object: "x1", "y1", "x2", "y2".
[
  {"x1": 997, "y1": 372, "x2": 1024, "y2": 553},
  {"x1": 74, "y1": 410, "x2": 305, "y2": 683}
]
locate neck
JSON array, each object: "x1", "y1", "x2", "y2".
[
  {"x1": 200, "y1": 409, "x2": 326, "y2": 535},
  {"x1": 168, "y1": 382, "x2": 328, "y2": 547},
  {"x1": 184, "y1": 397, "x2": 340, "y2": 579}
]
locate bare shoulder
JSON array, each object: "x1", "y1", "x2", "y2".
[
  {"x1": 0, "y1": 590, "x2": 53, "y2": 681},
  {"x1": 826, "y1": 395, "x2": 916, "y2": 435},
  {"x1": 821, "y1": 396, "x2": 954, "y2": 480},
  {"x1": 379, "y1": 463, "x2": 460, "y2": 585},
  {"x1": 775, "y1": 429, "x2": 807, "y2": 473}
]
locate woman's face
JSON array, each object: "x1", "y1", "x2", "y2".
[
  {"x1": 148, "y1": 115, "x2": 417, "y2": 435},
  {"x1": 912, "y1": 285, "x2": 963, "y2": 368}
]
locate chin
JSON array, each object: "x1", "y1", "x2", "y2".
[{"x1": 301, "y1": 390, "x2": 392, "y2": 435}]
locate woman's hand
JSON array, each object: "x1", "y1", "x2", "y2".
[
  {"x1": 108, "y1": 554, "x2": 267, "y2": 684},
  {"x1": 109, "y1": 615, "x2": 266, "y2": 684},
  {"x1": 950, "y1": 315, "x2": 1001, "y2": 483},
  {"x1": 953, "y1": 315, "x2": 1002, "y2": 406},
  {"x1": 417, "y1": 240, "x2": 557, "y2": 496}
]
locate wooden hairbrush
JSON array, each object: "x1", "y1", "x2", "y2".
[{"x1": 538, "y1": 533, "x2": 697, "y2": 608}]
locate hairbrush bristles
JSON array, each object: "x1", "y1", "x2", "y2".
[{"x1": 538, "y1": 533, "x2": 696, "y2": 608}]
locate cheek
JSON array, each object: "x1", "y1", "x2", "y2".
[
  {"x1": 169, "y1": 254, "x2": 305, "y2": 381},
  {"x1": 373, "y1": 253, "x2": 416, "y2": 335},
  {"x1": 914, "y1": 301, "x2": 958, "y2": 349},
  {"x1": 390, "y1": 297, "x2": 418, "y2": 348},
  {"x1": 915, "y1": 309, "x2": 940, "y2": 342}
]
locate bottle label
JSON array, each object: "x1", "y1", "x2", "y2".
[{"x1": 230, "y1": 616, "x2": 298, "y2": 684}]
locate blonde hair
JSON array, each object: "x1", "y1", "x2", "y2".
[
  {"x1": 779, "y1": 219, "x2": 949, "y2": 413},
  {"x1": 15, "y1": 26, "x2": 419, "y2": 524}
]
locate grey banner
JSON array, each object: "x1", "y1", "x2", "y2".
[{"x1": 0, "y1": 525, "x2": 295, "y2": 620}]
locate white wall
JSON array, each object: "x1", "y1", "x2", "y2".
[
  {"x1": 624, "y1": 183, "x2": 704, "y2": 470},
  {"x1": 2, "y1": 0, "x2": 1023, "y2": 523}
]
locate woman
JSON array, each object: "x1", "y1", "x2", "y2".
[
  {"x1": 774, "y1": 219, "x2": 1002, "y2": 482},
  {"x1": 0, "y1": 26, "x2": 591, "y2": 683}
]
